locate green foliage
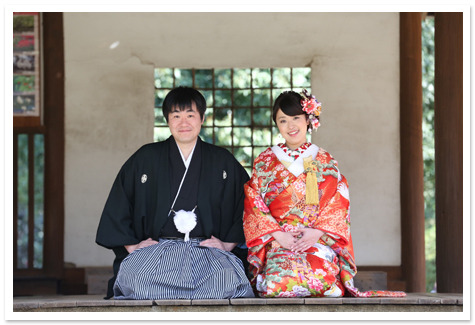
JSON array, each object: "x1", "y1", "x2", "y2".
[
  {"x1": 174, "y1": 69, "x2": 193, "y2": 87},
  {"x1": 17, "y1": 134, "x2": 29, "y2": 268},
  {"x1": 33, "y1": 134, "x2": 44, "y2": 269},
  {"x1": 422, "y1": 17, "x2": 436, "y2": 292},
  {"x1": 16, "y1": 134, "x2": 44, "y2": 269},
  {"x1": 425, "y1": 218, "x2": 437, "y2": 292},
  {"x1": 422, "y1": 17, "x2": 435, "y2": 221},
  {"x1": 195, "y1": 69, "x2": 213, "y2": 88}
]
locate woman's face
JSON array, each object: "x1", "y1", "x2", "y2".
[{"x1": 275, "y1": 109, "x2": 309, "y2": 150}]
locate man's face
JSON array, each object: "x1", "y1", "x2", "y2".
[{"x1": 167, "y1": 102, "x2": 204, "y2": 147}]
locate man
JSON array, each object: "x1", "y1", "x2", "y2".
[{"x1": 96, "y1": 86, "x2": 254, "y2": 299}]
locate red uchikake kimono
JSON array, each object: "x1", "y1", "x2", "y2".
[{"x1": 243, "y1": 144, "x2": 406, "y2": 298}]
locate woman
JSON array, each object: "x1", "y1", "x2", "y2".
[{"x1": 243, "y1": 90, "x2": 405, "y2": 298}]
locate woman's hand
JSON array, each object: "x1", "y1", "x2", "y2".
[
  {"x1": 271, "y1": 231, "x2": 300, "y2": 250},
  {"x1": 290, "y1": 228, "x2": 324, "y2": 253},
  {"x1": 124, "y1": 237, "x2": 158, "y2": 254},
  {"x1": 200, "y1": 235, "x2": 237, "y2": 251}
]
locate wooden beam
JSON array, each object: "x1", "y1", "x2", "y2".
[
  {"x1": 434, "y1": 12, "x2": 463, "y2": 293},
  {"x1": 399, "y1": 12, "x2": 426, "y2": 292}
]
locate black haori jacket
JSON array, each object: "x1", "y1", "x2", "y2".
[{"x1": 96, "y1": 136, "x2": 250, "y2": 298}]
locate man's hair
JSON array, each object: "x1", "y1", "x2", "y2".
[{"x1": 162, "y1": 86, "x2": 207, "y2": 122}]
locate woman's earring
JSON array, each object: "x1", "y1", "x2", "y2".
[{"x1": 278, "y1": 133, "x2": 282, "y2": 139}]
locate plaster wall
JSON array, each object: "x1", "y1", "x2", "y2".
[{"x1": 63, "y1": 12, "x2": 400, "y2": 267}]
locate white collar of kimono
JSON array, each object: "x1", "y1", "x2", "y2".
[
  {"x1": 271, "y1": 143, "x2": 319, "y2": 177},
  {"x1": 177, "y1": 141, "x2": 197, "y2": 169}
]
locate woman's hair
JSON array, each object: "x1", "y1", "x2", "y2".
[
  {"x1": 162, "y1": 86, "x2": 207, "y2": 122},
  {"x1": 272, "y1": 91, "x2": 310, "y2": 129}
]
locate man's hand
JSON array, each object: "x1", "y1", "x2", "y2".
[
  {"x1": 200, "y1": 235, "x2": 237, "y2": 251},
  {"x1": 290, "y1": 228, "x2": 324, "y2": 253},
  {"x1": 124, "y1": 237, "x2": 159, "y2": 254}
]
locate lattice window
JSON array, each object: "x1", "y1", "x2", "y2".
[{"x1": 154, "y1": 68, "x2": 311, "y2": 174}]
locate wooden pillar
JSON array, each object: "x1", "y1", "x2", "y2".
[
  {"x1": 399, "y1": 12, "x2": 426, "y2": 292},
  {"x1": 42, "y1": 12, "x2": 65, "y2": 279},
  {"x1": 434, "y1": 12, "x2": 463, "y2": 293}
]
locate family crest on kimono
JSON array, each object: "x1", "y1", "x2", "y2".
[
  {"x1": 243, "y1": 90, "x2": 406, "y2": 298},
  {"x1": 96, "y1": 86, "x2": 254, "y2": 300}
]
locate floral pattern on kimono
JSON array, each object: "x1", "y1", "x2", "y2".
[{"x1": 243, "y1": 145, "x2": 406, "y2": 298}]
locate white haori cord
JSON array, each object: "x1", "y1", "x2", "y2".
[
  {"x1": 171, "y1": 206, "x2": 197, "y2": 241},
  {"x1": 168, "y1": 142, "x2": 198, "y2": 241}
]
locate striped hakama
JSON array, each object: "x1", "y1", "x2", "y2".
[{"x1": 113, "y1": 238, "x2": 255, "y2": 300}]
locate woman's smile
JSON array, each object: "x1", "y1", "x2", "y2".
[
  {"x1": 288, "y1": 129, "x2": 299, "y2": 136},
  {"x1": 275, "y1": 109, "x2": 309, "y2": 150}
]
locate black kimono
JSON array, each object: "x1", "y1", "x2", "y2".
[{"x1": 96, "y1": 136, "x2": 250, "y2": 298}]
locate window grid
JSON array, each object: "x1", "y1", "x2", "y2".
[{"x1": 154, "y1": 68, "x2": 311, "y2": 174}]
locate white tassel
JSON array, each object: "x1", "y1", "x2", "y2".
[{"x1": 173, "y1": 209, "x2": 197, "y2": 241}]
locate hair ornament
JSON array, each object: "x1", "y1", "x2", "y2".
[{"x1": 300, "y1": 89, "x2": 322, "y2": 132}]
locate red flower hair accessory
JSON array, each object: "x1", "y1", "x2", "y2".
[{"x1": 300, "y1": 89, "x2": 322, "y2": 132}]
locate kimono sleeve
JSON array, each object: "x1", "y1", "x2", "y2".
[
  {"x1": 315, "y1": 163, "x2": 351, "y2": 247},
  {"x1": 243, "y1": 164, "x2": 281, "y2": 248},
  {"x1": 95, "y1": 154, "x2": 141, "y2": 249}
]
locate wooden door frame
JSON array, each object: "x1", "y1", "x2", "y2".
[{"x1": 14, "y1": 12, "x2": 65, "y2": 295}]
